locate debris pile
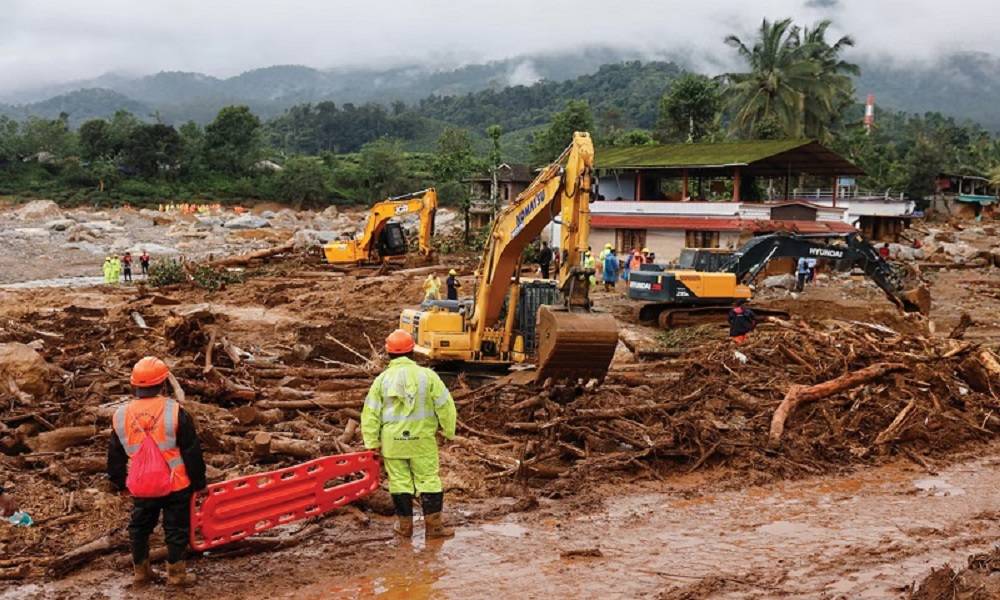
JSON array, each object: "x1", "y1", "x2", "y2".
[
  {"x1": 454, "y1": 316, "x2": 1000, "y2": 493},
  {"x1": 911, "y1": 546, "x2": 1000, "y2": 599}
]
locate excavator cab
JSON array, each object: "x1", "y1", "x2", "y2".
[{"x1": 377, "y1": 222, "x2": 408, "y2": 258}]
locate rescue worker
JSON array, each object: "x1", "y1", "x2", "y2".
[
  {"x1": 445, "y1": 269, "x2": 461, "y2": 301},
  {"x1": 629, "y1": 249, "x2": 643, "y2": 276},
  {"x1": 140, "y1": 250, "x2": 151, "y2": 277},
  {"x1": 602, "y1": 247, "x2": 618, "y2": 291},
  {"x1": 111, "y1": 255, "x2": 122, "y2": 285},
  {"x1": 102, "y1": 257, "x2": 114, "y2": 284},
  {"x1": 795, "y1": 257, "x2": 810, "y2": 292},
  {"x1": 537, "y1": 241, "x2": 553, "y2": 279},
  {"x1": 122, "y1": 252, "x2": 133, "y2": 283},
  {"x1": 597, "y1": 242, "x2": 613, "y2": 279},
  {"x1": 422, "y1": 272, "x2": 442, "y2": 302},
  {"x1": 107, "y1": 357, "x2": 207, "y2": 587},
  {"x1": 879, "y1": 242, "x2": 891, "y2": 259},
  {"x1": 728, "y1": 299, "x2": 757, "y2": 344},
  {"x1": 362, "y1": 330, "x2": 457, "y2": 539},
  {"x1": 641, "y1": 247, "x2": 651, "y2": 264},
  {"x1": 583, "y1": 249, "x2": 597, "y2": 287}
]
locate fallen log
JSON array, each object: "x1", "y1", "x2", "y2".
[
  {"x1": 231, "y1": 406, "x2": 284, "y2": 426},
  {"x1": 26, "y1": 425, "x2": 98, "y2": 453},
  {"x1": 255, "y1": 397, "x2": 363, "y2": 411},
  {"x1": 62, "y1": 455, "x2": 106, "y2": 474},
  {"x1": 208, "y1": 239, "x2": 296, "y2": 268},
  {"x1": 249, "y1": 365, "x2": 372, "y2": 379},
  {"x1": 48, "y1": 529, "x2": 128, "y2": 577},
  {"x1": 768, "y1": 362, "x2": 907, "y2": 447},
  {"x1": 249, "y1": 432, "x2": 318, "y2": 459},
  {"x1": 874, "y1": 397, "x2": 919, "y2": 445}
]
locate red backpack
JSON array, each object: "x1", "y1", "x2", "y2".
[{"x1": 126, "y1": 418, "x2": 173, "y2": 498}]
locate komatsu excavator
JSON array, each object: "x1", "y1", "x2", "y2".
[
  {"x1": 323, "y1": 188, "x2": 437, "y2": 266},
  {"x1": 629, "y1": 232, "x2": 930, "y2": 328},
  {"x1": 399, "y1": 132, "x2": 618, "y2": 381}
]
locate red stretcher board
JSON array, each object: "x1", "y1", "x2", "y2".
[{"x1": 190, "y1": 451, "x2": 380, "y2": 551}]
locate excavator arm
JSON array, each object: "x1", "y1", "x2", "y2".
[
  {"x1": 726, "y1": 232, "x2": 930, "y2": 314},
  {"x1": 465, "y1": 132, "x2": 617, "y2": 380},
  {"x1": 324, "y1": 189, "x2": 437, "y2": 265}
]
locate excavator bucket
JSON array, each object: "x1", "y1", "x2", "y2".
[{"x1": 535, "y1": 305, "x2": 618, "y2": 382}]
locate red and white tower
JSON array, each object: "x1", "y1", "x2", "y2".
[{"x1": 863, "y1": 94, "x2": 875, "y2": 134}]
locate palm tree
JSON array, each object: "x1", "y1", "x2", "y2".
[
  {"x1": 722, "y1": 18, "x2": 859, "y2": 140},
  {"x1": 797, "y1": 20, "x2": 859, "y2": 140},
  {"x1": 722, "y1": 18, "x2": 819, "y2": 138}
]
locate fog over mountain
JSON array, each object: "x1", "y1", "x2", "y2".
[{"x1": 1, "y1": 1, "x2": 998, "y2": 129}]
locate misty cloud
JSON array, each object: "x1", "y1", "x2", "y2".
[{"x1": 1, "y1": 0, "x2": 997, "y2": 93}]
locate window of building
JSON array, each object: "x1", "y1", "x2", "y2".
[
  {"x1": 685, "y1": 230, "x2": 720, "y2": 248},
  {"x1": 615, "y1": 229, "x2": 646, "y2": 252}
]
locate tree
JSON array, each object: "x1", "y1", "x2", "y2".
[
  {"x1": 275, "y1": 157, "x2": 332, "y2": 208},
  {"x1": 433, "y1": 127, "x2": 478, "y2": 239},
  {"x1": 204, "y1": 105, "x2": 262, "y2": 175},
  {"x1": 530, "y1": 100, "x2": 594, "y2": 165},
  {"x1": 654, "y1": 74, "x2": 721, "y2": 143},
  {"x1": 613, "y1": 129, "x2": 655, "y2": 146},
  {"x1": 722, "y1": 18, "x2": 859, "y2": 140},
  {"x1": 20, "y1": 115, "x2": 75, "y2": 157},
  {"x1": 122, "y1": 124, "x2": 182, "y2": 178},
  {"x1": 0, "y1": 116, "x2": 22, "y2": 162},
  {"x1": 357, "y1": 138, "x2": 408, "y2": 202},
  {"x1": 78, "y1": 119, "x2": 114, "y2": 160},
  {"x1": 178, "y1": 121, "x2": 206, "y2": 177}
]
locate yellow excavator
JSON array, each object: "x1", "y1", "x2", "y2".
[
  {"x1": 323, "y1": 188, "x2": 437, "y2": 266},
  {"x1": 399, "y1": 132, "x2": 618, "y2": 382}
]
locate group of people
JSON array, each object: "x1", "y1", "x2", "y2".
[
  {"x1": 105, "y1": 327, "x2": 457, "y2": 588},
  {"x1": 103, "y1": 251, "x2": 151, "y2": 284},
  {"x1": 422, "y1": 269, "x2": 462, "y2": 302}
]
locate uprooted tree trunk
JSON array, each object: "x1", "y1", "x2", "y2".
[
  {"x1": 26, "y1": 426, "x2": 98, "y2": 453},
  {"x1": 768, "y1": 362, "x2": 907, "y2": 448},
  {"x1": 959, "y1": 348, "x2": 1000, "y2": 395},
  {"x1": 208, "y1": 239, "x2": 296, "y2": 268}
]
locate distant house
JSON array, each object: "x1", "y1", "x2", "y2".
[
  {"x1": 929, "y1": 173, "x2": 999, "y2": 219},
  {"x1": 545, "y1": 139, "x2": 916, "y2": 262},
  {"x1": 466, "y1": 163, "x2": 533, "y2": 230}
]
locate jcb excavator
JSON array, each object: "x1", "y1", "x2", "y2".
[
  {"x1": 629, "y1": 232, "x2": 930, "y2": 328},
  {"x1": 399, "y1": 132, "x2": 618, "y2": 381},
  {"x1": 323, "y1": 188, "x2": 437, "y2": 266}
]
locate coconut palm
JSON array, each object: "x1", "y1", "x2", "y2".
[
  {"x1": 722, "y1": 18, "x2": 858, "y2": 140},
  {"x1": 797, "y1": 20, "x2": 859, "y2": 139}
]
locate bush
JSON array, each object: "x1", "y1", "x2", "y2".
[
  {"x1": 148, "y1": 259, "x2": 186, "y2": 287},
  {"x1": 190, "y1": 265, "x2": 244, "y2": 291}
]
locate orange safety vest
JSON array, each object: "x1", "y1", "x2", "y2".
[{"x1": 113, "y1": 397, "x2": 191, "y2": 492}]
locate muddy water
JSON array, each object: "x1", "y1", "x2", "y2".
[{"x1": 299, "y1": 455, "x2": 1000, "y2": 599}]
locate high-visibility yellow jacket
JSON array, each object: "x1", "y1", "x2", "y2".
[
  {"x1": 361, "y1": 357, "x2": 456, "y2": 459},
  {"x1": 422, "y1": 275, "x2": 442, "y2": 301}
]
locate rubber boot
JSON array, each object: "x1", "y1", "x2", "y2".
[
  {"x1": 394, "y1": 515, "x2": 414, "y2": 538},
  {"x1": 166, "y1": 561, "x2": 197, "y2": 587},
  {"x1": 132, "y1": 560, "x2": 153, "y2": 587},
  {"x1": 391, "y1": 493, "x2": 414, "y2": 538},
  {"x1": 424, "y1": 512, "x2": 454, "y2": 539}
]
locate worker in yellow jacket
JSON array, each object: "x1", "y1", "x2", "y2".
[
  {"x1": 361, "y1": 329, "x2": 456, "y2": 539},
  {"x1": 422, "y1": 273, "x2": 442, "y2": 302}
]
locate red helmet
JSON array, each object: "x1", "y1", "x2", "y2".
[
  {"x1": 130, "y1": 356, "x2": 170, "y2": 387},
  {"x1": 385, "y1": 329, "x2": 415, "y2": 354}
]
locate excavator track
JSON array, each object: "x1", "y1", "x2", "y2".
[{"x1": 535, "y1": 305, "x2": 618, "y2": 382}]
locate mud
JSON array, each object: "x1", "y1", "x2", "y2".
[{"x1": 2, "y1": 208, "x2": 1000, "y2": 598}]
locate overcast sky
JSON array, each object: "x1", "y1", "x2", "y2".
[{"x1": 1, "y1": 0, "x2": 997, "y2": 92}]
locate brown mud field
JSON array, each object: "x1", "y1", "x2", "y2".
[{"x1": 3, "y1": 221, "x2": 1000, "y2": 598}]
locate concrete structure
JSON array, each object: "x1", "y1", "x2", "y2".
[
  {"x1": 466, "y1": 163, "x2": 533, "y2": 230},
  {"x1": 929, "y1": 173, "x2": 999, "y2": 220}
]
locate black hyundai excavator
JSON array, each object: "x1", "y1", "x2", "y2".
[{"x1": 628, "y1": 232, "x2": 930, "y2": 328}]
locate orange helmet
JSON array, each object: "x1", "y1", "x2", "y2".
[
  {"x1": 131, "y1": 356, "x2": 170, "y2": 387},
  {"x1": 385, "y1": 329, "x2": 415, "y2": 354}
]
